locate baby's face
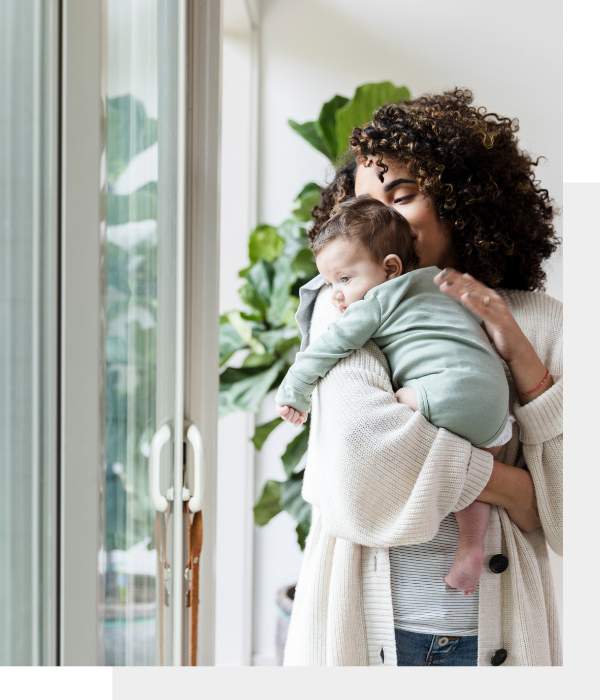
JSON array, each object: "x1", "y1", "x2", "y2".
[{"x1": 316, "y1": 238, "x2": 388, "y2": 313}]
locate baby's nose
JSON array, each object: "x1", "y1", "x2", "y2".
[{"x1": 333, "y1": 289, "x2": 344, "y2": 300}]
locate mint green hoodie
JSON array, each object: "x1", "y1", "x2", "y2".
[{"x1": 275, "y1": 266, "x2": 508, "y2": 448}]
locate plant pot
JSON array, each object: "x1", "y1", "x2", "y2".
[{"x1": 276, "y1": 583, "x2": 296, "y2": 665}]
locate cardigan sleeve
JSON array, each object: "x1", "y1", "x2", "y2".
[
  {"x1": 302, "y1": 340, "x2": 494, "y2": 548},
  {"x1": 508, "y1": 291, "x2": 563, "y2": 556}
]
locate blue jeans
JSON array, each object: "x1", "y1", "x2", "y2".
[{"x1": 394, "y1": 628, "x2": 478, "y2": 666}]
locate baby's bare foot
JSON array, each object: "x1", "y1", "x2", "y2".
[{"x1": 444, "y1": 538, "x2": 485, "y2": 595}]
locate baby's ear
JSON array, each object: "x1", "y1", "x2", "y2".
[{"x1": 383, "y1": 254, "x2": 403, "y2": 280}]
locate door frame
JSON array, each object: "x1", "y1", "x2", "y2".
[
  {"x1": 183, "y1": 0, "x2": 222, "y2": 667},
  {"x1": 59, "y1": 0, "x2": 106, "y2": 666}
]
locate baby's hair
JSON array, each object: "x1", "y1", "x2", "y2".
[{"x1": 311, "y1": 195, "x2": 420, "y2": 272}]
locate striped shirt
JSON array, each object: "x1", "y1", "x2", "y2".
[{"x1": 390, "y1": 512, "x2": 479, "y2": 636}]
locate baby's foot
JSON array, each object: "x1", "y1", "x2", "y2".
[{"x1": 444, "y1": 538, "x2": 485, "y2": 595}]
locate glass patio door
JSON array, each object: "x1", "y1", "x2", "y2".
[
  {"x1": 102, "y1": 0, "x2": 184, "y2": 666},
  {"x1": 1, "y1": 0, "x2": 219, "y2": 667},
  {"x1": 101, "y1": 0, "x2": 220, "y2": 668}
]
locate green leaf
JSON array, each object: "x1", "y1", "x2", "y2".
[
  {"x1": 335, "y1": 82, "x2": 410, "y2": 158},
  {"x1": 296, "y1": 521, "x2": 310, "y2": 551},
  {"x1": 292, "y1": 248, "x2": 318, "y2": 280},
  {"x1": 239, "y1": 283, "x2": 267, "y2": 316},
  {"x1": 242, "y1": 260, "x2": 274, "y2": 309},
  {"x1": 253, "y1": 479, "x2": 283, "y2": 526},
  {"x1": 281, "y1": 422, "x2": 310, "y2": 477},
  {"x1": 277, "y1": 219, "x2": 310, "y2": 261},
  {"x1": 275, "y1": 335, "x2": 301, "y2": 356},
  {"x1": 255, "y1": 330, "x2": 300, "y2": 359},
  {"x1": 251, "y1": 417, "x2": 282, "y2": 450},
  {"x1": 219, "y1": 359, "x2": 286, "y2": 418},
  {"x1": 226, "y1": 310, "x2": 266, "y2": 355},
  {"x1": 242, "y1": 352, "x2": 277, "y2": 368},
  {"x1": 316, "y1": 94, "x2": 350, "y2": 159},
  {"x1": 255, "y1": 328, "x2": 288, "y2": 353},
  {"x1": 267, "y1": 256, "x2": 295, "y2": 327},
  {"x1": 278, "y1": 218, "x2": 305, "y2": 242},
  {"x1": 280, "y1": 304, "x2": 299, "y2": 328},
  {"x1": 288, "y1": 119, "x2": 331, "y2": 160},
  {"x1": 240, "y1": 311, "x2": 263, "y2": 322},
  {"x1": 280, "y1": 471, "x2": 312, "y2": 525},
  {"x1": 248, "y1": 224, "x2": 284, "y2": 264},
  {"x1": 219, "y1": 321, "x2": 247, "y2": 367},
  {"x1": 291, "y1": 182, "x2": 322, "y2": 223}
]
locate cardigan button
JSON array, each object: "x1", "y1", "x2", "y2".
[
  {"x1": 491, "y1": 648, "x2": 508, "y2": 666},
  {"x1": 489, "y1": 554, "x2": 509, "y2": 573}
]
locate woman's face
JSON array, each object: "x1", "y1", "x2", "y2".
[{"x1": 353, "y1": 156, "x2": 455, "y2": 270}]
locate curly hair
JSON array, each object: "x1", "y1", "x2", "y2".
[
  {"x1": 309, "y1": 156, "x2": 356, "y2": 243},
  {"x1": 310, "y1": 88, "x2": 560, "y2": 291}
]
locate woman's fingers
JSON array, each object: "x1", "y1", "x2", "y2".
[
  {"x1": 433, "y1": 268, "x2": 539, "y2": 371},
  {"x1": 434, "y1": 268, "x2": 499, "y2": 317}
]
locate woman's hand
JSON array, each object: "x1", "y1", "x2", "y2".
[
  {"x1": 477, "y1": 460, "x2": 542, "y2": 533},
  {"x1": 434, "y1": 268, "x2": 527, "y2": 362},
  {"x1": 434, "y1": 268, "x2": 553, "y2": 405}
]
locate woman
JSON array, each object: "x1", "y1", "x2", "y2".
[{"x1": 283, "y1": 89, "x2": 562, "y2": 667}]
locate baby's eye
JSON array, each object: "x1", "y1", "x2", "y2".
[{"x1": 341, "y1": 276, "x2": 350, "y2": 284}]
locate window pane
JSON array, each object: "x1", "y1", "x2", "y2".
[
  {"x1": 103, "y1": 0, "x2": 180, "y2": 666},
  {"x1": 0, "y1": 0, "x2": 57, "y2": 666}
]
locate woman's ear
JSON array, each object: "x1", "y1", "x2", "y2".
[{"x1": 383, "y1": 254, "x2": 403, "y2": 280}]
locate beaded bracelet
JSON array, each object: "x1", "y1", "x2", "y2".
[{"x1": 517, "y1": 368, "x2": 550, "y2": 396}]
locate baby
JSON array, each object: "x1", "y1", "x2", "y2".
[{"x1": 275, "y1": 196, "x2": 513, "y2": 595}]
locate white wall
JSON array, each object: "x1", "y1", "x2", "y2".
[
  {"x1": 216, "y1": 0, "x2": 257, "y2": 667},
  {"x1": 252, "y1": 0, "x2": 563, "y2": 664}
]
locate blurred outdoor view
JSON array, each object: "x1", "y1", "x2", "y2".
[{"x1": 103, "y1": 0, "x2": 178, "y2": 666}]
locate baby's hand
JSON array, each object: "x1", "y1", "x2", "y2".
[
  {"x1": 395, "y1": 387, "x2": 419, "y2": 412},
  {"x1": 276, "y1": 404, "x2": 308, "y2": 427}
]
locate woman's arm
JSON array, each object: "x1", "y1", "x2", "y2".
[
  {"x1": 434, "y1": 270, "x2": 563, "y2": 553},
  {"x1": 477, "y1": 459, "x2": 541, "y2": 532},
  {"x1": 302, "y1": 283, "x2": 547, "y2": 548},
  {"x1": 303, "y1": 340, "x2": 495, "y2": 548}
]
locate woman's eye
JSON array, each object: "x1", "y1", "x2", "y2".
[{"x1": 393, "y1": 195, "x2": 415, "y2": 205}]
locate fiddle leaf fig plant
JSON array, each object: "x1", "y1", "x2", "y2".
[{"x1": 219, "y1": 81, "x2": 410, "y2": 551}]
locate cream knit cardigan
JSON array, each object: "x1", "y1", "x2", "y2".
[{"x1": 283, "y1": 286, "x2": 562, "y2": 667}]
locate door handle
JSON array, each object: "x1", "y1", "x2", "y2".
[
  {"x1": 186, "y1": 424, "x2": 205, "y2": 513},
  {"x1": 149, "y1": 423, "x2": 171, "y2": 512}
]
